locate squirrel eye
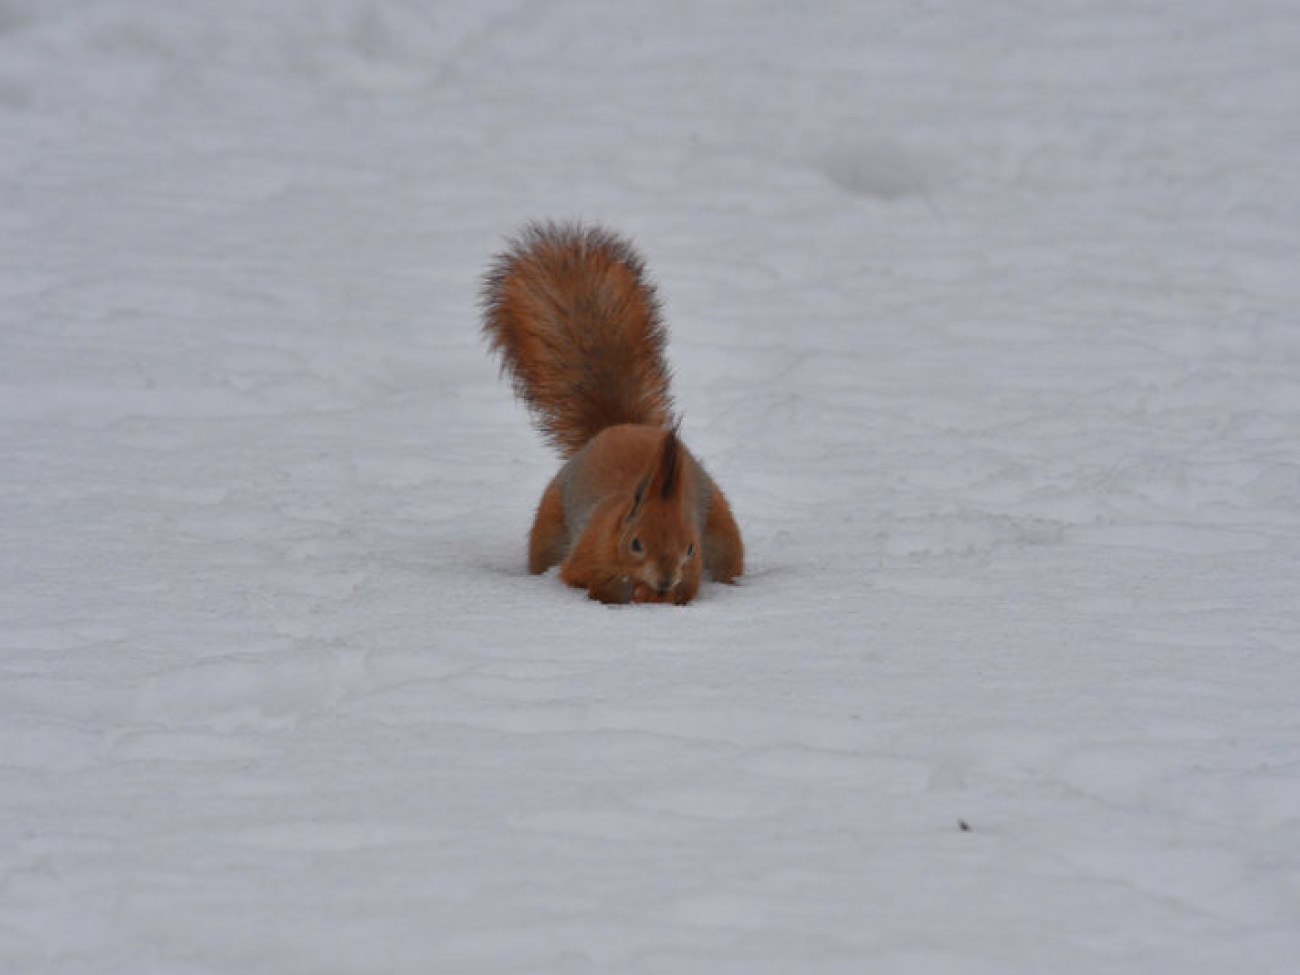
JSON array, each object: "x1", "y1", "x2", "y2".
[
  {"x1": 686, "y1": 542, "x2": 695, "y2": 558},
  {"x1": 630, "y1": 537, "x2": 643, "y2": 554}
]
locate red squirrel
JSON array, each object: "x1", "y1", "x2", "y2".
[{"x1": 481, "y1": 221, "x2": 743, "y2": 604}]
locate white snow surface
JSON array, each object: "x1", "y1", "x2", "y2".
[{"x1": 3, "y1": 1, "x2": 1299, "y2": 971}]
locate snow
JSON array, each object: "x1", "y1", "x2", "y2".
[{"x1": 2, "y1": 0, "x2": 1299, "y2": 971}]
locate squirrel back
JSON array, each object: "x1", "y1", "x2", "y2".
[{"x1": 481, "y1": 221, "x2": 675, "y2": 457}]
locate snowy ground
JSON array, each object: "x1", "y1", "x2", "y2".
[{"x1": 3, "y1": 1, "x2": 1299, "y2": 972}]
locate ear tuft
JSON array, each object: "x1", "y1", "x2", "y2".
[
  {"x1": 628, "y1": 472, "x2": 650, "y2": 522},
  {"x1": 652, "y1": 428, "x2": 680, "y2": 501}
]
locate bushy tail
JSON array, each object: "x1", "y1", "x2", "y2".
[{"x1": 481, "y1": 221, "x2": 675, "y2": 456}]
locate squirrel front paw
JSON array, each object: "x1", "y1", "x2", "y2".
[
  {"x1": 632, "y1": 581, "x2": 691, "y2": 605},
  {"x1": 589, "y1": 575, "x2": 635, "y2": 604}
]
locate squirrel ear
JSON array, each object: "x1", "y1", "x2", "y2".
[
  {"x1": 647, "y1": 427, "x2": 682, "y2": 502},
  {"x1": 628, "y1": 472, "x2": 650, "y2": 521}
]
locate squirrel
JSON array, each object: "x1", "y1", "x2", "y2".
[{"x1": 481, "y1": 221, "x2": 743, "y2": 605}]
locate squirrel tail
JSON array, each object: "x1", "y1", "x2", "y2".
[{"x1": 481, "y1": 221, "x2": 675, "y2": 456}]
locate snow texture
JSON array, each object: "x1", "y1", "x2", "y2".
[{"x1": 2, "y1": 1, "x2": 1299, "y2": 972}]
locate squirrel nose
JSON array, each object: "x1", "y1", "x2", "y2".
[{"x1": 654, "y1": 576, "x2": 673, "y2": 594}]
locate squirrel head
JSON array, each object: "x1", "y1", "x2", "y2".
[{"x1": 619, "y1": 428, "x2": 700, "y2": 603}]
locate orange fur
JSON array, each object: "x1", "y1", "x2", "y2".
[
  {"x1": 481, "y1": 222, "x2": 673, "y2": 457},
  {"x1": 482, "y1": 222, "x2": 744, "y2": 605}
]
